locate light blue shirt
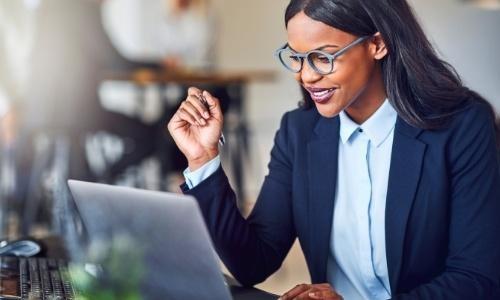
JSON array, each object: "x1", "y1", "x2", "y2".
[
  {"x1": 327, "y1": 100, "x2": 397, "y2": 300},
  {"x1": 183, "y1": 155, "x2": 221, "y2": 189},
  {"x1": 184, "y1": 101, "x2": 397, "y2": 300}
]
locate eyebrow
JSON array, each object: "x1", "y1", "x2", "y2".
[{"x1": 288, "y1": 44, "x2": 340, "y2": 53}]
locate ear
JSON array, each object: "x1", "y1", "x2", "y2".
[{"x1": 371, "y1": 32, "x2": 388, "y2": 60}]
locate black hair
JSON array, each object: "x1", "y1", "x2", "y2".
[{"x1": 286, "y1": 0, "x2": 498, "y2": 137}]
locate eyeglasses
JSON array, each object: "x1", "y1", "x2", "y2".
[{"x1": 275, "y1": 36, "x2": 371, "y2": 75}]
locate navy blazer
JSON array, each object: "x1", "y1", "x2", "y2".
[{"x1": 182, "y1": 101, "x2": 500, "y2": 299}]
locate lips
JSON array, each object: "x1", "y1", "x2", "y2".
[{"x1": 305, "y1": 87, "x2": 337, "y2": 104}]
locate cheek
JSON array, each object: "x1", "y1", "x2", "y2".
[{"x1": 335, "y1": 54, "x2": 375, "y2": 96}]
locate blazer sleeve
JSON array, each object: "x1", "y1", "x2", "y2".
[
  {"x1": 394, "y1": 103, "x2": 500, "y2": 299},
  {"x1": 181, "y1": 112, "x2": 296, "y2": 287}
]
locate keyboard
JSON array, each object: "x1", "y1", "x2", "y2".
[{"x1": 0, "y1": 256, "x2": 75, "y2": 300}]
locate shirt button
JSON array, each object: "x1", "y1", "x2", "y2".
[{"x1": 358, "y1": 128, "x2": 363, "y2": 132}]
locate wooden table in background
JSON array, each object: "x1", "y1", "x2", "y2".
[{"x1": 103, "y1": 68, "x2": 277, "y2": 205}]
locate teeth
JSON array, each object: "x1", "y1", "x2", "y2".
[{"x1": 312, "y1": 89, "x2": 333, "y2": 97}]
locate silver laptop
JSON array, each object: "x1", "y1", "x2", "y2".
[{"x1": 67, "y1": 180, "x2": 233, "y2": 300}]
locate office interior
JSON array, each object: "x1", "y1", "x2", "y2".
[{"x1": 0, "y1": 0, "x2": 499, "y2": 296}]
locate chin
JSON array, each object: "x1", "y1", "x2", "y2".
[{"x1": 316, "y1": 106, "x2": 342, "y2": 119}]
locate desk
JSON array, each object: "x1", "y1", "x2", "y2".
[{"x1": 103, "y1": 69, "x2": 277, "y2": 204}]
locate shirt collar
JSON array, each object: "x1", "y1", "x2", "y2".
[
  {"x1": 339, "y1": 99, "x2": 397, "y2": 147},
  {"x1": 339, "y1": 109, "x2": 360, "y2": 144}
]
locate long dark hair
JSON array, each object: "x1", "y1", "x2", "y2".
[{"x1": 286, "y1": 0, "x2": 498, "y2": 135}]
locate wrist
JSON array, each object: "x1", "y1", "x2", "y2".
[{"x1": 188, "y1": 149, "x2": 219, "y2": 171}]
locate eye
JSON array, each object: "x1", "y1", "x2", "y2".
[
  {"x1": 316, "y1": 56, "x2": 330, "y2": 64},
  {"x1": 288, "y1": 55, "x2": 301, "y2": 62},
  {"x1": 311, "y1": 52, "x2": 331, "y2": 64}
]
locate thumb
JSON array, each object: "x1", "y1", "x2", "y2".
[
  {"x1": 309, "y1": 289, "x2": 342, "y2": 300},
  {"x1": 203, "y1": 90, "x2": 223, "y2": 120}
]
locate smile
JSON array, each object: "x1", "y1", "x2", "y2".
[{"x1": 305, "y1": 87, "x2": 337, "y2": 104}]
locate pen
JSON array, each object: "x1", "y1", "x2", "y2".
[{"x1": 198, "y1": 92, "x2": 225, "y2": 146}]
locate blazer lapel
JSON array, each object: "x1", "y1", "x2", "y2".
[
  {"x1": 386, "y1": 117, "x2": 426, "y2": 293},
  {"x1": 307, "y1": 116, "x2": 340, "y2": 283}
]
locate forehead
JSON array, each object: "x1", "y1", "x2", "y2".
[{"x1": 286, "y1": 11, "x2": 355, "y2": 52}]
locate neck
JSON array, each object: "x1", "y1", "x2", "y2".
[{"x1": 345, "y1": 64, "x2": 387, "y2": 124}]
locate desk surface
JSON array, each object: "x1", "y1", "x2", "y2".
[{"x1": 104, "y1": 68, "x2": 277, "y2": 85}]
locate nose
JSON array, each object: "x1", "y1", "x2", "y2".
[{"x1": 296, "y1": 59, "x2": 322, "y2": 84}]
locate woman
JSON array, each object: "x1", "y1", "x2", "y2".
[{"x1": 167, "y1": 0, "x2": 500, "y2": 299}]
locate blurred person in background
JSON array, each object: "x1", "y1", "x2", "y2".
[
  {"x1": 3, "y1": 0, "x2": 219, "y2": 186},
  {"x1": 1, "y1": 0, "x2": 161, "y2": 235},
  {"x1": 101, "y1": 0, "x2": 226, "y2": 190},
  {"x1": 22, "y1": 0, "x2": 139, "y2": 180},
  {"x1": 168, "y1": 0, "x2": 500, "y2": 299},
  {"x1": 102, "y1": 0, "x2": 216, "y2": 70}
]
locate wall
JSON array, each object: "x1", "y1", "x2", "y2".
[{"x1": 409, "y1": 0, "x2": 500, "y2": 111}]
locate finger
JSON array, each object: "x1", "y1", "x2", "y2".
[
  {"x1": 294, "y1": 287, "x2": 318, "y2": 300},
  {"x1": 202, "y1": 90, "x2": 223, "y2": 120},
  {"x1": 177, "y1": 107, "x2": 198, "y2": 127},
  {"x1": 187, "y1": 94, "x2": 210, "y2": 119},
  {"x1": 308, "y1": 289, "x2": 342, "y2": 300},
  {"x1": 187, "y1": 86, "x2": 202, "y2": 97},
  {"x1": 183, "y1": 98, "x2": 207, "y2": 125},
  {"x1": 279, "y1": 284, "x2": 311, "y2": 300},
  {"x1": 167, "y1": 112, "x2": 187, "y2": 132},
  {"x1": 180, "y1": 101, "x2": 206, "y2": 126}
]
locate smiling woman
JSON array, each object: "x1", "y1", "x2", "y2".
[
  {"x1": 166, "y1": 0, "x2": 500, "y2": 299},
  {"x1": 284, "y1": 1, "x2": 498, "y2": 131}
]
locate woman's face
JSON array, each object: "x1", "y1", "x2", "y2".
[{"x1": 287, "y1": 11, "x2": 385, "y2": 121}]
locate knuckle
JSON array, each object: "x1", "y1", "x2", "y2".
[
  {"x1": 187, "y1": 94, "x2": 199, "y2": 102},
  {"x1": 178, "y1": 109, "x2": 189, "y2": 118},
  {"x1": 183, "y1": 102, "x2": 195, "y2": 112},
  {"x1": 187, "y1": 87, "x2": 200, "y2": 95},
  {"x1": 194, "y1": 99, "x2": 205, "y2": 109},
  {"x1": 190, "y1": 100, "x2": 202, "y2": 110}
]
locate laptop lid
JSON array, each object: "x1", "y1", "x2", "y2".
[{"x1": 67, "y1": 180, "x2": 232, "y2": 300}]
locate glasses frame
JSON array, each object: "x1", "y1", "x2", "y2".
[{"x1": 275, "y1": 35, "x2": 372, "y2": 75}]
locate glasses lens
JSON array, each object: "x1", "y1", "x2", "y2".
[
  {"x1": 278, "y1": 48, "x2": 302, "y2": 72},
  {"x1": 308, "y1": 51, "x2": 334, "y2": 75}
]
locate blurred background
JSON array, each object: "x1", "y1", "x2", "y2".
[{"x1": 0, "y1": 0, "x2": 499, "y2": 295}]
